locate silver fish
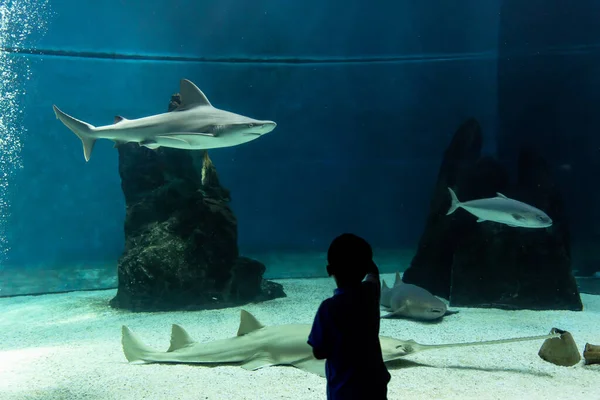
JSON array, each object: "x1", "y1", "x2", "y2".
[{"x1": 446, "y1": 187, "x2": 552, "y2": 228}]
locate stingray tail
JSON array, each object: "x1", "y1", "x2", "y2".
[
  {"x1": 121, "y1": 326, "x2": 156, "y2": 363},
  {"x1": 446, "y1": 187, "x2": 461, "y2": 215}
]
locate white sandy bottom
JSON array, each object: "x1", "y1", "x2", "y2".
[{"x1": 0, "y1": 274, "x2": 599, "y2": 400}]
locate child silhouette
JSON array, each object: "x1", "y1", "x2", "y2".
[{"x1": 308, "y1": 233, "x2": 391, "y2": 400}]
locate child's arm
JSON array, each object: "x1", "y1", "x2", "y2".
[
  {"x1": 363, "y1": 260, "x2": 382, "y2": 304},
  {"x1": 364, "y1": 260, "x2": 380, "y2": 287},
  {"x1": 307, "y1": 303, "x2": 332, "y2": 360}
]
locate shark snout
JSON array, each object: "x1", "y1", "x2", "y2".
[
  {"x1": 258, "y1": 121, "x2": 277, "y2": 135},
  {"x1": 242, "y1": 120, "x2": 276, "y2": 137}
]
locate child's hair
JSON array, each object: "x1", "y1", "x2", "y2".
[{"x1": 326, "y1": 233, "x2": 373, "y2": 283}]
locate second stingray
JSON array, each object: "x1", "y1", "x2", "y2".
[{"x1": 380, "y1": 272, "x2": 459, "y2": 321}]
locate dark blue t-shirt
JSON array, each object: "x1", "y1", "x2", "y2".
[{"x1": 308, "y1": 277, "x2": 391, "y2": 400}]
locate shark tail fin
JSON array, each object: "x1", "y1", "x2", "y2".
[
  {"x1": 168, "y1": 324, "x2": 196, "y2": 352},
  {"x1": 446, "y1": 187, "x2": 461, "y2": 215},
  {"x1": 121, "y1": 326, "x2": 156, "y2": 364},
  {"x1": 52, "y1": 105, "x2": 96, "y2": 162}
]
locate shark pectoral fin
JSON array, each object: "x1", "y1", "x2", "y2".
[
  {"x1": 444, "y1": 310, "x2": 460, "y2": 316},
  {"x1": 167, "y1": 324, "x2": 196, "y2": 352},
  {"x1": 171, "y1": 132, "x2": 217, "y2": 137},
  {"x1": 294, "y1": 359, "x2": 326, "y2": 377},
  {"x1": 240, "y1": 356, "x2": 275, "y2": 371},
  {"x1": 140, "y1": 140, "x2": 160, "y2": 150},
  {"x1": 381, "y1": 306, "x2": 408, "y2": 319},
  {"x1": 476, "y1": 218, "x2": 485, "y2": 223},
  {"x1": 156, "y1": 133, "x2": 216, "y2": 145},
  {"x1": 156, "y1": 135, "x2": 192, "y2": 145},
  {"x1": 179, "y1": 79, "x2": 213, "y2": 108}
]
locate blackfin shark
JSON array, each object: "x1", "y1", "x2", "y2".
[
  {"x1": 446, "y1": 187, "x2": 552, "y2": 228},
  {"x1": 121, "y1": 309, "x2": 560, "y2": 377},
  {"x1": 52, "y1": 79, "x2": 277, "y2": 162},
  {"x1": 380, "y1": 272, "x2": 458, "y2": 321}
]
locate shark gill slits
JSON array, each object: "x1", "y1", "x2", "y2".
[
  {"x1": 511, "y1": 214, "x2": 525, "y2": 220},
  {"x1": 209, "y1": 124, "x2": 224, "y2": 133}
]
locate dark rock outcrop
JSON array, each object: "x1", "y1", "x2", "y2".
[
  {"x1": 110, "y1": 94, "x2": 285, "y2": 312},
  {"x1": 403, "y1": 119, "x2": 582, "y2": 311}
]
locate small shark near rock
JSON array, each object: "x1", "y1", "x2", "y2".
[{"x1": 380, "y1": 272, "x2": 459, "y2": 321}]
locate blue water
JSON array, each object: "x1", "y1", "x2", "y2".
[{"x1": 1, "y1": 0, "x2": 600, "y2": 283}]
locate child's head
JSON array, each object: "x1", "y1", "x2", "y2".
[{"x1": 326, "y1": 233, "x2": 374, "y2": 287}]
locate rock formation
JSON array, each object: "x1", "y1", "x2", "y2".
[
  {"x1": 402, "y1": 119, "x2": 582, "y2": 311},
  {"x1": 110, "y1": 94, "x2": 285, "y2": 311}
]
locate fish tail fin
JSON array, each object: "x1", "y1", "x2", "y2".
[
  {"x1": 446, "y1": 187, "x2": 461, "y2": 215},
  {"x1": 52, "y1": 105, "x2": 97, "y2": 162},
  {"x1": 121, "y1": 326, "x2": 155, "y2": 364}
]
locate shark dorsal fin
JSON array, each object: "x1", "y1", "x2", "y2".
[
  {"x1": 393, "y1": 271, "x2": 403, "y2": 287},
  {"x1": 167, "y1": 324, "x2": 196, "y2": 352},
  {"x1": 237, "y1": 310, "x2": 265, "y2": 336},
  {"x1": 496, "y1": 192, "x2": 508, "y2": 199},
  {"x1": 179, "y1": 79, "x2": 212, "y2": 108},
  {"x1": 114, "y1": 116, "x2": 127, "y2": 124},
  {"x1": 382, "y1": 280, "x2": 390, "y2": 291}
]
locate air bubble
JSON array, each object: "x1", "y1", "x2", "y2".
[{"x1": 0, "y1": 0, "x2": 51, "y2": 261}]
